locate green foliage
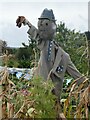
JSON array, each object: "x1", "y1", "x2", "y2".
[
  {"x1": 17, "y1": 60, "x2": 31, "y2": 68},
  {"x1": 16, "y1": 47, "x2": 31, "y2": 60},
  {"x1": 56, "y1": 22, "x2": 87, "y2": 74},
  {"x1": 7, "y1": 58, "x2": 19, "y2": 67},
  {"x1": 28, "y1": 76, "x2": 57, "y2": 118},
  {"x1": 14, "y1": 38, "x2": 39, "y2": 68},
  {"x1": 9, "y1": 75, "x2": 57, "y2": 118},
  {"x1": 7, "y1": 47, "x2": 18, "y2": 55}
]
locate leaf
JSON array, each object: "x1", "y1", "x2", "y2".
[{"x1": 27, "y1": 108, "x2": 35, "y2": 117}]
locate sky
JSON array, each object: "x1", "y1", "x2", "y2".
[{"x1": 0, "y1": 0, "x2": 89, "y2": 47}]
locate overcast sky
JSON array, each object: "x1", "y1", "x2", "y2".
[{"x1": 0, "y1": 0, "x2": 89, "y2": 47}]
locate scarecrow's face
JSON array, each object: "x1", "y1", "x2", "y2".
[{"x1": 37, "y1": 19, "x2": 56, "y2": 40}]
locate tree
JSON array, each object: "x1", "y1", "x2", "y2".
[
  {"x1": 0, "y1": 40, "x2": 7, "y2": 55},
  {"x1": 56, "y1": 22, "x2": 87, "y2": 74},
  {"x1": 15, "y1": 38, "x2": 39, "y2": 68}
]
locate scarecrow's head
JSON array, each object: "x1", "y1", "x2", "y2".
[{"x1": 37, "y1": 8, "x2": 56, "y2": 40}]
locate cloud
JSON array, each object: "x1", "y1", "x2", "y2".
[
  {"x1": 0, "y1": 0, "x2": 89, "y2": 2},
  {"x1": 0, "y1": 2, "x2": 88, "y2": 47},
  {"x1": 0, "y1": 22, "x2": 29, "y2": 47}
]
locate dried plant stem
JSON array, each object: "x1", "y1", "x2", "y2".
[
  {"x1": 13, "y1": 101, "x2": 25, "y2": 118},
  {"x1": 85, "y1": 31, "x2": 90, "y2": 119},
  {"x1": 0, "y1": 83, "x2": 2, "y2": 119},
  {"x1": 87, "y1": 40, "x2": 90, "y2": 77},
  {"x1": 33, "y1": 48, "x2": 37, "y2": 68},
  {"x1": 13, "y1": 100, "x2": 34, "y2": 118},
  {"x1": 87, "y1": 33, "x2": 90, "y2": 119}
]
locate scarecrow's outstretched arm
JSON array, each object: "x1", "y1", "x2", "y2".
[
  {"x1": 16, "y1": 16, "x2": 38, "y2": 40},
  {"x1": 66, "y1": 56, "x2": 87, "y2": 86}
]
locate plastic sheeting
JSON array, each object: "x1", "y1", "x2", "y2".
[{"x1": 0, "y1": 66, "x2": 34, "y2": 80}]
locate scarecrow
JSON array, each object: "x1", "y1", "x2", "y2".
[{"x1": 16, "y1": 8, "x2": 85, "y2": 101}]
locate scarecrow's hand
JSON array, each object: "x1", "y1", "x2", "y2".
[{"x1": 16, "y1": 16, "x2": 26, "y2": 28}]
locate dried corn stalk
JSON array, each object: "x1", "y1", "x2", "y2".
[{"x1": 0, "y1": 66, "x2": 15, "y2": 118}]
